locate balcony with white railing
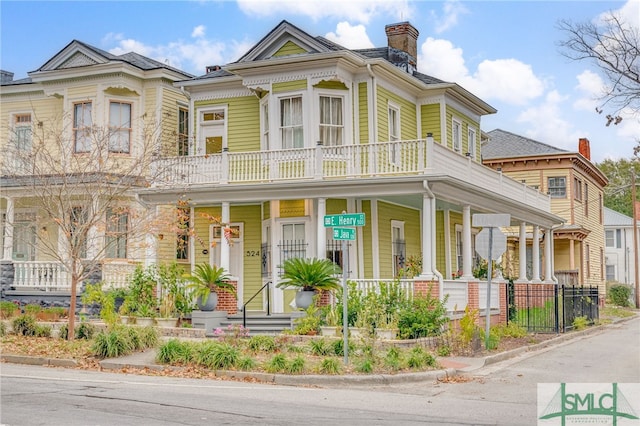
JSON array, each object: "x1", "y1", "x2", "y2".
[{"x1": 152, "y1": 139, "x2": 550, "y2": 211}]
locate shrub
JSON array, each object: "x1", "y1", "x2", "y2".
[
  {"x1": 573, "y1": 316, "x2": 589, "y2": 331},
  {"x1": 209, "y1": 343, "x2": 240, "y2": 369},
  {"x1": 157, "y1": 339, "x2": 190, "y2": 364},
  {"x1": 285, "y1": 355, "x2": 306, "y2": 374},
  {"x1": 12, "y1": 314, "x2": 37, "y2": 336},
  {"x1": 383, "y1": 347, "x2": 402, "y2": 371},
  {"x1": 397, "y1": 292, "x2": 449, "y2": 339},
  {"x1": 292, "y1": 302, "x2": 322, "y2": 335},
  {"x1": 91, "y1": 329, "x2": 133, "y2": 358},
  {"x1": 355, "y1": 357, "x2": 375, "y2": 373},
  {"x1": 237, "y1": 356, "x2": 257, "y2": 371},
  {"x1": 407, "y1": 346, "x2": 436, "y2": 369},
  {"x1": 248, "y1": 335, "x2": 277, "y2": 352},
  {"x1": 0, "y1": 301, "x2": 19, "y2": 318},
  {"x1": 309, "y1": 338, "x2": 333, "y2": 356},
  {"x1": 76, "y1": 322, "x2": 97, "y2": 340},
  {"x1": 608, "y1": 284, "x2": 632, "y2": 307},
  {"x1": 493, "y1": 322, "x2": 527, "y2": 338},
  {"x1": 136, "y1": 326, "x2": 159, "y2": 349},
  {"x1": 265, "y1": 354, "x2": 288, "y2": 373},
  {"x1": 24, "y1": 304, "x2": 42, "y2": 316},
  {"x1": 318, "y1": 357, "x2": 342, "y2": 375},
  {"x1": 34, "y1": 324, "x2": 52, "y2": 337},
  {"x1": 0, "y1": 321, "x2": 6, "y2": 336}
]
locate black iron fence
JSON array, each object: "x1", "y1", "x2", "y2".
[{"x1": 507, "y1": 282, "x2": 599, "y2": 333}]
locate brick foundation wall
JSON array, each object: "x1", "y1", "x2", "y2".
[
  {"x1": 414, "y1": 280, "x2": 439, "y2": 299},
  {"x1": 216, "y1": 280, "x2": 238, "y2": 315}
]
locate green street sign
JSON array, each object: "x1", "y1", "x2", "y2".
[
  {"x1": 324, "y1": 213, "x2": 365, "y2": 227},
  {"x1": 333, "y1": 227, "x2": 356, "y2": 240}
]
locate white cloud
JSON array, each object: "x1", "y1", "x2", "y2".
[
  {"x1": 325, "y1": 22, "x2": 374, "y2": 49},
  {"x1": 191, "y1": 25, "x2": 206, "y2": 38},
  {"x1": 573, "y1": 70, "x2": 604, "y2": 112},
  {"x1": 430, "y1": 0, "x2": 470, "y2": 34},
  {"x1": 236, "y1": 0, "x2": 413, "y2": 24},
  {"x1": 515, "y1": 90, "x2": 581, "y2": 151},
  {"x1": 106, "y1": 32, "x2": 249, "y2": 76},
  {"x1": 418, "y1": 38, "x2": 544, "y2": 105}
]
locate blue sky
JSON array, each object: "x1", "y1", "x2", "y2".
[{"x1": 2, "y1": 0, "x2": 639, "y2": 163}]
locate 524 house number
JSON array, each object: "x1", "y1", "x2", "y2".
[{"x1": 245, "y1": 250, "x2": 260, "y2": 257}]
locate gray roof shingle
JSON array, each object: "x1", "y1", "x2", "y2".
[{"x1": 482, "y1": 129, "x2": 568, "y2": 160}]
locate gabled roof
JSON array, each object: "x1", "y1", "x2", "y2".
[
  {"x1": 482, "y1": 129, "x2": 568, "y2": 160},
  {"x1": 604, "y1": 207, "x2": 635, "y2": 227},
  {"x1": 29, "y1": 39, "x2": 193, "y2": 79}
]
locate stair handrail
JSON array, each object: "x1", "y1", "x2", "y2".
[{"x1": 243, "y1": 281, "x2": 271, "y2": 328}]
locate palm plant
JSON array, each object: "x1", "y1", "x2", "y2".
[
  {"x1": 276, "y1": 257, "x2": 341, "y2": 292},
  {"x1": 186, "y1": 263, "x2": 236, "y2": 307}
]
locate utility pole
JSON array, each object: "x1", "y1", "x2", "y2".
[{"x1": 633, "y1": 174, "x2": 640, "y2": 308}]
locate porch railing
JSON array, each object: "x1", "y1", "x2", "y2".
[
  {"x1": 443, "y1": 279, "x2": 468, "y2": 312},
  {"x1": 478, "y1": 280, "x2": 500, "y2": 310},
  {"x1": 10, "y1": 261, "x2": 138, "y2": 292},
  {"x1": 151, "y1": 139, "x2": 550, "y2": 212}
]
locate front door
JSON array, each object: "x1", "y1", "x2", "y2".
[{"x1": 210, "y1": 223, "x2": 244, "y2": 307}]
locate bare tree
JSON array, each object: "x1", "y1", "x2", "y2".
[
  {"x1": 1, "y1": 110, "x2": 177, "y2": 339},
  {"x1": 557, "y1": 11, "x2": 640, "y2": 126}
]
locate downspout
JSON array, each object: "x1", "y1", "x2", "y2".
[{"x1": 423, "y1": 181, "x2": 444, "y2": 297}]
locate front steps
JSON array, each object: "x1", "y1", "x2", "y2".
[{"x1": 220, "y1": 312, "x2": 298, "y2": 335}]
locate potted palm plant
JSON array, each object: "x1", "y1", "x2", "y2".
[
  {"x1": 276, "y1": 257, "x2": 341, "y2": 310},
  {"x1": 186, "y1": 263, "x2": 236, "y2": 311}
]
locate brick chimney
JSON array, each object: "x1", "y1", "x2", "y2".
[
  {"x1": 385, "y1": 22, "x2": 419, "y2": 74},
  {"x1": 578, "y1": 137, "x2": 591, "y2": 160}
]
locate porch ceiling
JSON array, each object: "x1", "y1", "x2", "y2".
[{"x1": 138, "y1": 174, "x2": 563, "y2": 229}]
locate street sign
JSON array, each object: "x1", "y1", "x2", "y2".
[
  {"x1": 324, "y1": 213, "x2": 365, "y2": 227},
  {"x1": 333, "y1": 227, "x2": 356, "y2": 240},
  {"x1": 475, "y1": 228, "x2": 507, "y2": 260},
  {"x1": 472, "y1": 213, "x2": 511, "y2": 227}
]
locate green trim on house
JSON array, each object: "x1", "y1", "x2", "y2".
[
  {"x1": 314, "y1": 80, "x2": 348, "y2": 90},
  {"x1": 358, "y1": 82, "x2": 369, "y2": 144},
  {"x1": 361, "y1": 200, "x2": 373, "y2": 278},
  {"x1": 273, "y1": 40, "x2": 307, "y2": 57},
  {"x1": 420, "y1": 103, "x2": 441, "y2": 143},
  {"x1": 377, "y1": 85, "x2": 418, "y2": 142},
  {"x1": 273, "y1": 80, "x2": 307, "y2": 93}
]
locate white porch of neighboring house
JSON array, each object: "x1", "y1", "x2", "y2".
[{"x1": 139, "y1": 136, "x2": 563, "y2": 314}]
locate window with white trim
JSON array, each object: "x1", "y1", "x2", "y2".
[
  {"x1": 547, "y1": 176, "x2": 566, "y2": 198},
  {"x1": 605, "y1": 230, "x2": 615, "y2": 247},
  {"x1": 452, "y1": 118, "x2": 462, "y2": 152},
  {"x1": 105, "y1": 208, "x2": 128, "y2": 259},
  {"x1": 2, "y1": 212, "x2": 36, "y2": 261},
  {"x1": 388, "y1": 103, "x2": 401, "y2": 165},
  {"x1": 467, "y1": 126, "x2": 477, "y2": 158},
  {"x1": 109, "y1": 101, "x2": 131, "y2": 153},
  {"x1": 280, "y1": 96, "x2": 303, "y2": 149},
  {"x1": 199, "y1": 108, "x2": 225, "y2": 154},
  {"x1": 261, "y1": 99, "x2": 270, "y2": 150},
  {"x1": 73, "y1": 101, "x2": 93, "y2": 153},
  {"x1": 178, "y1": 107, "x2": 189, "y2": 156},
  {"x1": 605, "y1": 264, "x2": 615, "y2": 281},
  {"x1": 319, "y1": 95, "x2": 343, "y2": 146},
  {"x1": 391, "y1": 220, "x2": 405, "y2": 277},
  {"x1": 574, "y1": 177, "x2": 583, "y2": 201},
  {"x1": 12, "y1": 113, "x2": 32, "y2": 151}
]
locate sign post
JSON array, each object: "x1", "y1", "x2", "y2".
[
  {"x1": 473, "y1": 214, "x2": 510, "y2": 349},
  {"x1": 324, "y1": 211, "x2": 365, "y2": 365}
]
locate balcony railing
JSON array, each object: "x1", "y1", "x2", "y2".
[{"x1": 152, "y1": 139, "x2": 550, "y2": 211}]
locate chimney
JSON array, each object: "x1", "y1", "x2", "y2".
[
  {"x1": 385, "y1": 22, "x2": 419, "y2": 74},
  {"x1": 206, "y1": 65, "x2": 221, "y2": 74},
  {"x1": 0, "y1": 70, "x2": 14, "y2": 83},
  {"x1": 578, "y1": 137, "x2": 591, "y2": 160}
]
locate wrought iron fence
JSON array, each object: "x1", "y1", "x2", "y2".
[{"x1": 562, "y1": 285, "x2": 599, "y2": 331}]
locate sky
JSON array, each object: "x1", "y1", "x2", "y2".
[{"x1": 1, "y1": 0, "x2": 639, "y2": 164}]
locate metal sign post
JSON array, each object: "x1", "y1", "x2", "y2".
[{"x1": 342, "y1": 238, "x2": 349, "y2": 365}]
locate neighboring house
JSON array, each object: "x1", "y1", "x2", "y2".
[
  {"x1": 0, "y1": 41, "x2": 193, "y2": 292},
  {"x1": 137, "y1": 21, "x2": 563, "y2": 314},
  {"x1": 482, "y1": 129, "x2": 608, "y2": 299},
  {"x1": 604, "y1": 207, "x2": 637, "y2": 285}
]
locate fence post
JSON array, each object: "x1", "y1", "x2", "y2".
[{"x1": 556, "y1": 284, "x2": 561, "y2": 333}]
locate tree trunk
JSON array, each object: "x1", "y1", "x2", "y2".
[{"x1": 68, "y1": 275, "x2": 77, "y2": 341}]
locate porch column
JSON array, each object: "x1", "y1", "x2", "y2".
[
  {"x1": 221, "y1": 202, "x2": 230, "y2": 273},
  {"x1": 543, "y1": 228, "x2": 554, "y2": 283},
  {"x1": 531, "y1": 225, "x2": 541, "y2": 283},
  {"x1": 270, "y1": 201, "x2": 284, "y2": 313},
  {"x1": 419, "y1": 192, "x2": 435, "y2": 280},
  {"x1": 316, "y1": 198, "x2": 326, "y2": 259},
  {"x1": 516, "y1": 221, "x2": 528, "y2": 283},
  {"x1": 461, "y1": 205, "x2": 474, "y2": 280},
  {"x1": 569, "y1": 240, "x2": 575, "y2": 269},
  {"x1": 2, "y1": 197, "x2": 14, "y2": 260}
]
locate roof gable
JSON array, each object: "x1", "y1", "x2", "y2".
[{"x1": 237, "y1": 20, "x2": 339, "y2": 63}]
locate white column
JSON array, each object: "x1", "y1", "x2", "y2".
[
  {"x1": 270, "y1": 201, "x2": 283, "y2": 313},
  {"x1": 316, "y1": 198, "x2": 326, "y2": 259},
  {"x1": 461, "y1": 205, "x2": 474, "y2": 279},
  {"x1": 543, "y1": 228, "x2": 554, "y2": 283},
  {"x1": 532, "y1": 225, "x2": 541, "y2": 283},
  {"x1": 419, "y1": 193, "x2": 435, "y2": 280},
  {"x1": 2, "y1": 197, "x2": 14, "y2": 260},
  {"x1": 221, "y1": 202, "x2": 230, "y2": 273},
  {"x1": 516, "y1": 221, "x2": 528, "y2": 282}
]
